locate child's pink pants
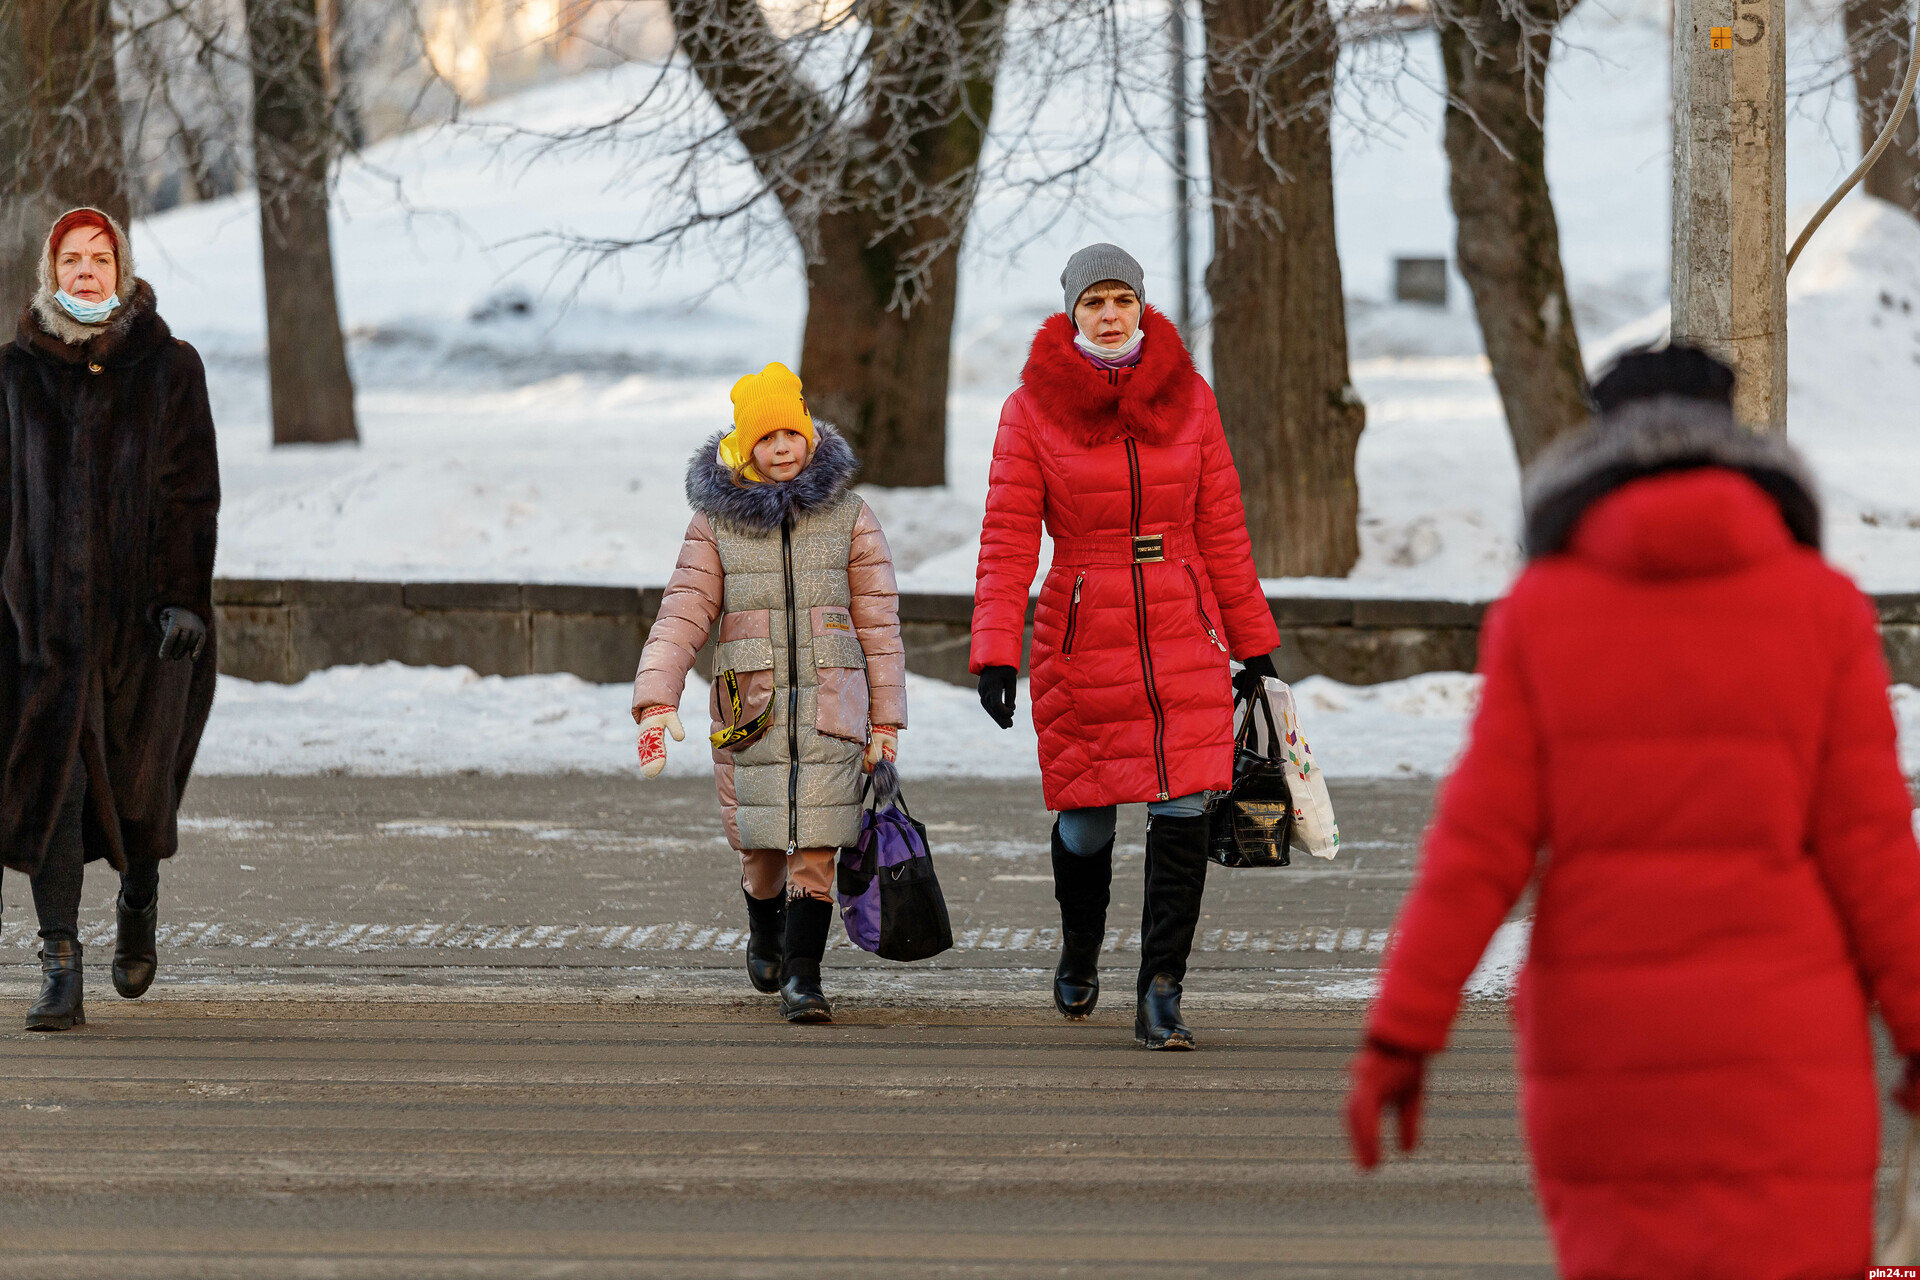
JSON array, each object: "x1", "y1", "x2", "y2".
[{"x1": 740, "y1": 848, "x2": 835, "y2": 902}]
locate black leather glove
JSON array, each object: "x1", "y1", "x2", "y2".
[
  {"x1": 1232, "y1": 652, "x2": 1278, "y2": 698},
  {"x1": 157, "y1": 607, "x2": 207, "y2": 662},
  {"x1": 977, "y1": 665, "x2": 1018, "y2": 729}
]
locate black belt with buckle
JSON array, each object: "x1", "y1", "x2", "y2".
[{"x1": 1132, "y1": 535, "x2": 1165, "y2": 563}]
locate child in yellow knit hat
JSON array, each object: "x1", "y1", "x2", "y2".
[
  {"x1": 632, "y1": 359, "x2": 906, "y2": 1025},
  {"x1": 719, "y1": 362, "x2": 816, "y2": 482}
]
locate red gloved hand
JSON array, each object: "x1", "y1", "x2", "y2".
[
  {"x1": 1894, "y1": 1055, "x2": 1920, "y2": 1115},
  {"x1": 1346, "y1": 1038, "x2": 1428, "y2": 1172}
]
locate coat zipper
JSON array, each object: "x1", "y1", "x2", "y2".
[
  {"x1": 1125, "y1": 439, "x2": 1171, "y2": 801},
  {"x1": 1061, "y1": 573, "x2": 1085, "y2": 656},
  {"x1": 1184, "y1": 563, "x2": 1227, "y2": 653},
  {"x1": 782, "y1": 519, "x2": 800, "y2": 854}
]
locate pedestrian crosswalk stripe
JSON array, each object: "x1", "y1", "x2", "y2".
[{"x1": 0, "y1": 920, "x2": 1392, "y2": 956}]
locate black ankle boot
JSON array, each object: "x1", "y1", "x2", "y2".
[
  {"x1": 26, "y1": 939, "x2": 84, "y2": 1032},
  {"x1": 1135, "y1": 812, "x2": 1208, "y2": 1049},
  {"x1": 1051, "y1": 821, "x2": 1113, "y2": 1019},
  {"x1": 1135, "y1": 973, "x2": 1193, "y2": 1050},
  {"x1": 114, "y1": 887, "x2": 159, "y2": 999},
  {"x1": 743, "y1": 889, "x2": 786, "y2": 994},
  {"x1": 779, "y1": 895, "x2": 834, "y2": 1023}
]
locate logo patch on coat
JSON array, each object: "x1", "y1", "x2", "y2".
[{"x1": 822, "y1": 610, "x2": 853, "y2": 633}]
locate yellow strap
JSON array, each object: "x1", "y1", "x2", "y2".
[{"x1": 708, "y1": 669, "x2": 773, "y2": 750}]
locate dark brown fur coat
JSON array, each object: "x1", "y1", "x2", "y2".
[{"x1": 1, "y1": 279, "x2": 219, "y2": 874}]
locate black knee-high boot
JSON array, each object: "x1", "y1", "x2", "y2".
[
  {"x1": 1135, "y1": 813, "x2": 1209, "y2": 1050},
  {"x1": 779, "y1": 895, "x2": 834, "y2": 1023},
  {"x1": 743, "y1": 889, "x2": 786, "y2": 994},
  {"x1": 1051, "y1": 822, "x2": 1112, "y2": 1019}
]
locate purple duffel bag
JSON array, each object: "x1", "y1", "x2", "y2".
[{"x1": 835, "y1": 765, "x2": 953, "y2": 962}]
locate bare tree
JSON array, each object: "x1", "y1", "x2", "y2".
[
  {"x1": 1202, "y1": 0, "x2": 1366, "y2": 577},
  {"x1": 122, "y1": 0, "x2": 250, "y2": 211},
  {"x1": 0, "y1": 3, "x2": 39, "y2": 312},
  {"x1": 0, "y1": 0, "x2": 129, "y2": 311},
  {"x1": 246, "y1": 0, "x2": 359, "y2": 443},
  {"x1": 655, "y1": 0, "x2": 1010, "y2": 487},
  {"x1": 1844, "y1": 0, "x2": 1920, "y2": 216},
  {"x1": 1435, "y1": 0, "x2": 1589, "y2": 468}
]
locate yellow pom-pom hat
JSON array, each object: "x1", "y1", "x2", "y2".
[{"x1": 718, "y1": 362, "x2": 815, "y2": 479}]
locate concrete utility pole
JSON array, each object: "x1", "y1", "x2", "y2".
[{"x1": 1672, "y1": 0, "x2": 1788, "y2": 431}]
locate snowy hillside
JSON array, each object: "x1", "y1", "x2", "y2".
[{"x1": 134, "y1": 0, "x2": 1920, "y2": 598}]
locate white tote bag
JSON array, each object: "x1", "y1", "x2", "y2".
[
  {"x1": 1880, "y1": 1116, "x2": 1920, "y2": 1264},
  {"x1": 1263, "y1": 678, "x2": 1340, "y2": 860}
]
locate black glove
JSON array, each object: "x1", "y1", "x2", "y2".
[
  {"x1": 977, "y1": 665, "x2": 1018, "y2": 729},
  {"x1": 157, "y1": 607, "x2": 207, "y2": 662},
  {"x1": 1232, "y1": 652, "x2": 1278, "y2": 698}
]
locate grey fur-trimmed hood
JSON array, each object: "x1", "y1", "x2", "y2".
[
  {"x1": 685, "y1": 422, "x2": 860, "y2": 532},
  {"x1": 1522, "y1": 397, "x2": 1821, "y2": 558}
]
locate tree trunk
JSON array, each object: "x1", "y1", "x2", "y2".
[
  {"x1": 666, "y1": 0, "x2": 1005, "y2": 487},
  {"x1": 1202, "y1": 0, "x2": 1365, "y2": 578},
  {"x1": 1436, "y1": 0, "x2": 1589, "y2": 468},
  {"x1": 798, "y1": 212, "x2": 963, "y2": 489},
  {"x1": 0, "y1": 5, "x2": 44, "y2": 317},
  {"x1": 246, "y1": 0, "x2": 358, "y2": 445},
  {"x1": 797, "y1": 36, "x2": 998, "y2": 489},
  {"x1": 2, "y1": 0, "x2": 127, "y2": 314},
  {"x1": 1845, "y1": 0, "x2": 1920, "y2": 216}
]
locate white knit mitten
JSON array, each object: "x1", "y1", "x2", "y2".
[{"x1": 636, "y1": 707, "x2": 684, "y2": 779}]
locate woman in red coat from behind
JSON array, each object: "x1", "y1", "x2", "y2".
[
  {"x1": 1347, "y1": 345, "x2": 1920, "y2": 1277},
  {"x1": 971, "y1": 244, "x2": 1280, "y2": 1049}
]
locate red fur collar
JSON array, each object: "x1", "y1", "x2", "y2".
[{"x1": 1017, "y1": 305, "x2": 1199, "y2": 445}]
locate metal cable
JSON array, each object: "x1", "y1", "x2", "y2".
[{"x1": 1787, "y1": 3, "x2": 1920, "y2": 273}]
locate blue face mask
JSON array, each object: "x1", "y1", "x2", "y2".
[{"x1": 54, "y1": 290, "x2": 119, "y2": 325}]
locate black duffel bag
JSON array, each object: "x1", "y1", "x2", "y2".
[
  {"x1": 835, "y1": 771, "x2": 954, "y2": 961},
  {"x1": 1206, "y1": 683, "x2": 1295, "y2": 868}
]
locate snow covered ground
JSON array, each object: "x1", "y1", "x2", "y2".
[
  {"x1": 134, "y1": 0, "x2": 1920, "y2": 600},
  {"x1": 196, "y1": 664, "x2": 1920, "y2": 781},
  {"x1": 195, "y1": 665, "x2": 1476, "y2": 778}
]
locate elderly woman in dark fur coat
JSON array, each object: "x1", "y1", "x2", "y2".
[{"x1": 0, "y1": 207, "x2": 220, "y2": 1030}]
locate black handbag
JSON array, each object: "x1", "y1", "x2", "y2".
[{"x1": 1206, "y1": 683, "x2": 1295, "y2": 868}]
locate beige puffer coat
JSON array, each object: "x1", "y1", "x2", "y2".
[{"x1": 633, "y1": 425, "x2": 906, "y2": 851}]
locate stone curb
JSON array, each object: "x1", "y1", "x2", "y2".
[{"x1": 210, "y1": 579, "x2": 1920, "y2": 688}]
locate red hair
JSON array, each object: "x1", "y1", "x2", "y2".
[{"x1": 46, "y1": 209, "x2": 116, "y2": 261}]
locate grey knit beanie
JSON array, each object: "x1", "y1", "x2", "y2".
[{"x1": 1061, "y1": 243, "x2": 1145, "y2": 315}]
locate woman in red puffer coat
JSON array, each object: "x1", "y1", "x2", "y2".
[
  {"x1": 971, "y1": 243, "x2": 1280, "y2": 1050},
  {"x1": 1346, "y1": 346, "x2": 1920, "y2": 1278}
]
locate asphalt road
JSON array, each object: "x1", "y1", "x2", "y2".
[
  {"x1": 0, "y1": 777, "x2": 1444, "y2": 999},
  {"x1": 1, "y1": 1000, "x2": 1550, "y2": 1278},
  {"x1": 0, "y1": 775, "x2": 1895, "y2": 1276}
]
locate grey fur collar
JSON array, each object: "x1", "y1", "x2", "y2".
[
  {"x1": 685, "y1": 423, "x2": 860, "y2": 532},
  {"x1": 31, "y1": 286, "x2": 115, "y2": 345},
  {"x1": 1523, "y1": 397, "x2": 1821, "y2": 557},
  {"x1": 18, "y1": 277, "x2": 167, "y2": 368},
  {"x1": 31, "y1": 207, "x2": 137, "y2": 346}
]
